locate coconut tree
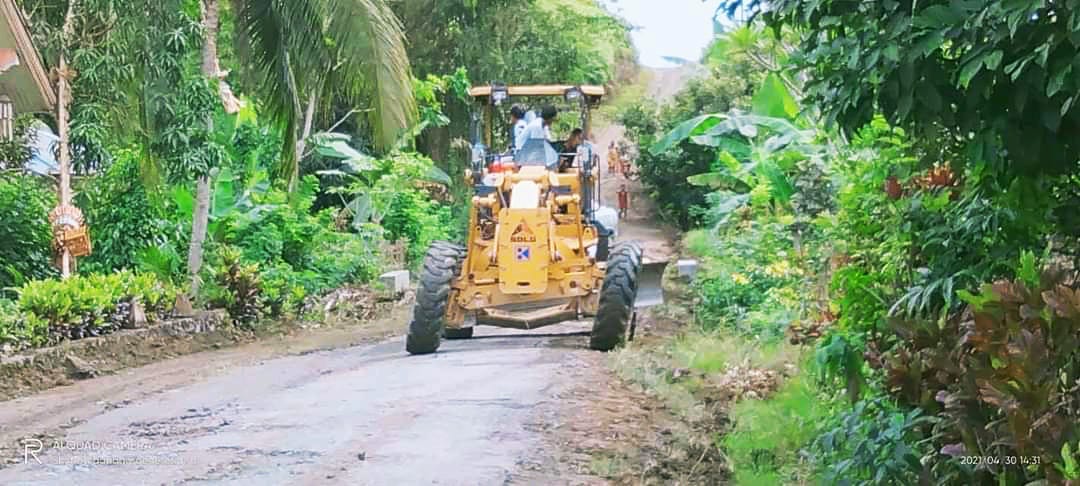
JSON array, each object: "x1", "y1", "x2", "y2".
[{"x1": 187, "y1": 0, "x2": 415, "y2": 296}]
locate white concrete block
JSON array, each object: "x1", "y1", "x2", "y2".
[
  {"x1": 677, "y1": 259, "x2": 698, "y2": 280},
  {"x1": 380, "y1": 270, "x2": 410, "y2": 294}
]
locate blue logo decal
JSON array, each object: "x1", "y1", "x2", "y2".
[{"x1": 515, "y1": 246, "x2": 531, "y2": 262}]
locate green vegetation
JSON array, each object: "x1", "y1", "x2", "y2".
[
  {"x1": 621, "y1": 4, "x2": 1080, "y2": 483},
  {"x1": 723, "y1": 370, "x2": 829, "y2": 485},
  {"x1": 0, "y1": 174, "x2": 56, "y2": 289},
  {"x1": 0, "y1": 0, "x2": 633, "y2": 351},
  {"x1": 1, "y1": 271, "x2": 177, "y2": 350}
]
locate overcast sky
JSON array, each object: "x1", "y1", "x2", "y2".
[{"x1": 601, "y1": 0, "x2": 723, "y2": 68}]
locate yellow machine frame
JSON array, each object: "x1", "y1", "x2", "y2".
[{"x1": 446, "y1": 85, "x2": 607, "y2": 330}]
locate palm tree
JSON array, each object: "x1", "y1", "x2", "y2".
[{"x1": 186, "y1": 0, "x2": 415, "y2": 296}]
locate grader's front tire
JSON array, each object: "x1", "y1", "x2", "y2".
[
  {"x1": 406, "y1": 242, "x2": 466, "y2": 355},
  {"x1": 590, "y1": 242, "x2": 643, "y2": 351}
]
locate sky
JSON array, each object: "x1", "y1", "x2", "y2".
[{"x1": 600, "y1": 0, "x2": 723, "y2": 68}]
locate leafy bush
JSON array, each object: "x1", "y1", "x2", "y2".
[
  {"x1": 258, "y1": 262, "x2": 310, "y2": 317},
  {"x1": 889, "y1": 187, "x2": 1051, "y2": 319},
  {"x1": 203, "y1": 219, "x2": 381, "y2": 322},
  {"x1": 135, "y1": 243, "x2": 186, "y2": 286},
  {"x1": 77, "y1": 147, "x2": 182, "y2": 274},
  {"x1": 884, "y1": 267, "x2": 1080, "y2": 484},
  {"x1": 201, "y1": 246, "x2": 263, "y2": 325},
  {"x1": 0, "y1": 298, "x2": 48, "y2": 351},
  {"x1": 328, "y1": 151, "x2": 456, "y2": 267},
  {"x1": 810, "y1": 398, "x2": 930, "y2": 485},
  {"x1": 5, "y1": 271, "x2": 177, "y2": 348},
  {"x1": 690, "y1": 217, "x2": 803, "y2": 340},
  {"x1": 382, "y1": 186, "x2": 455, "y2": 265},
  {"x1": 818, "y1": 116, "x2": 1057, "y2": 404},
  {"x1": 222, "y1": 182, "x2": 324, "y2": 268},
  {"x1": 0, "y1": 174, "x2": 56, "y2": 290},
  {"x1": 309, "y1": 229, "x2": 381, "y2": 289}
]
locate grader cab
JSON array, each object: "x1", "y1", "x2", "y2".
[{"x1": 405, "y1": 84, "x2": 665, "y2": 355}]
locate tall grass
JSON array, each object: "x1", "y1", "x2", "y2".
[{"x1": 722, "y1": 364, "x2": 834, "y2": 485}]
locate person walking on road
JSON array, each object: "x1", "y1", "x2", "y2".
[
  {"x1": 607, "y1": 142, "x2": 620, "y2": 175},
  {"x1": 617, "y1": 184, "x2": 629, "y2": 218}
]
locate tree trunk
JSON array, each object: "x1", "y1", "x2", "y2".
[
  {"x1": 292, "y1": 89, "x2": 317, "y2": 192},
  {"x1": 188, "y1": 0, "x2": 221, "y2": 298},
  {"x1": 56, "y1": 0, "x2": 78, "y2": 278}
]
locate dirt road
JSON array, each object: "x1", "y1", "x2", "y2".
[
  {"x1": 0, "y1": 68, "x2": 690, "y2": 485},
  {"x1": 0, "y1": 315, "x2": 599, "y2": 485}
]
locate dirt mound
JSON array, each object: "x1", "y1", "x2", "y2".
[{"x1": 513, "y1": 345, "x2": 730, "y2": 485}]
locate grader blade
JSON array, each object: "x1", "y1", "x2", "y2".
[{"x1": 635, "y1": 260, "x2": 668, "y2": 308}]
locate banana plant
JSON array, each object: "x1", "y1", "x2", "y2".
[
  {"x1": 171, "y1": 164, "x2": 278, "y2": 241},
  {"x1": 311, "y1": 132, "x2": 451, "y2": 231},
  {"x1": 650, "y1": 73, "x2": 828, "y2": 227}
]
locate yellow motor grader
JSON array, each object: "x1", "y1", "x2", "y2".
[{"x1": 405, "y1": 84, "x2": 665, "y2": 355}]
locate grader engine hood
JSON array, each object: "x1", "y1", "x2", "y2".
[{"x1": 497, "y1": 180, "x2": 552, "y2": 295}]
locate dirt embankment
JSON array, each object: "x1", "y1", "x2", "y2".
[{"x1": 0, "y1": 286, "x2": 401, "y2": 402}]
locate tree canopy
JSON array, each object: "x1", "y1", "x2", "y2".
[{"x1": 726, "y1": 0, "x2": 1080, "y2": 176}]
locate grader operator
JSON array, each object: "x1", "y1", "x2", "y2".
[{"x1": 405, "y1": 84, "x2": 664, "y2": 355}]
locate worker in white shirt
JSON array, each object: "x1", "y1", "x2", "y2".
[
  {"x1": 510, "y1": 104, "x2": 529, "y2": 152},
  {"x1": 523, "y1": 105, "x2": 558, "y2": 141}
]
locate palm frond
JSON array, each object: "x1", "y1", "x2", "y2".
[
  {"x1": 230, "y1": 0, "x2": 300, "y2": 124},
  {"x1": 229, "y1": 0, "x2": 414, "y2": 190},
  {"x1": 322, "y1": 0, "x2": 416, "y2": 151},
  {"x1": 230, "y1": 0, "x2": 308, "y2": 185}
]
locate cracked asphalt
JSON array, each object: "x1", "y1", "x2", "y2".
[{"x1": 0, "y1": 322, "x2": 596, "y2": 485}]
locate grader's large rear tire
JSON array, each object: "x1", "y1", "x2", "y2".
[
  {"x1": 590, "y1": 242, "x2": 643, "y2": 351},
  {"x1": 406, "y1": 241, "x2": 466, "y2": 355}
]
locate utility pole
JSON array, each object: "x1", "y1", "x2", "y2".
[
  {"x1": 57, "y1": 0, "x2": 76, "y2": 278},
  {"x1": 50, "y1": 0, "x2": 88, "y2": 279}
]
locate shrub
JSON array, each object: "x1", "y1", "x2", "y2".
[
  {"x1": 221, "y1": 185, "x2": 322, "y2": 269},
  {"x1": 258, "y1": 262, "x2": 309, "y2": 317},
  {"x1": 690, "y1": 218, "x2": 802, "y2": 339},
  {"x1": 309, "y1": 230, "x2": 381, "y2": 289},
  {"x1": 382, "y1": 187, "x2": 454, "y2": 266},
  {"x1": 0, "y1": 298, "x2": 48, "y2": 351},
  {"x1": 884, "y1": 267, "x2": 1080, "y2": 484},
  {"x1": 7, "y1": 271, "x2": 176, "y2": 347},
  {"x1": 76, "y1": 148, "x2": 181, "y2": 274},
  {"x1": 0, "y1": 174, "x2": 56, "y2": 290},
  {"x1": 200, "y1": 246, "x2": 263, "y2": 325},
  {"x1": 810, "y1": 398, "x2": 930, "y2": 485}
]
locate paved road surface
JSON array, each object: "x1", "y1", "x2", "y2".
[{"x1": 0, "y1": 323, "x2": 595, "y2": 485}]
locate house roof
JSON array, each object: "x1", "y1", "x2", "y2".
[{"x1": 0, "y1": 0, "x2": 55, "y2": 113}]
